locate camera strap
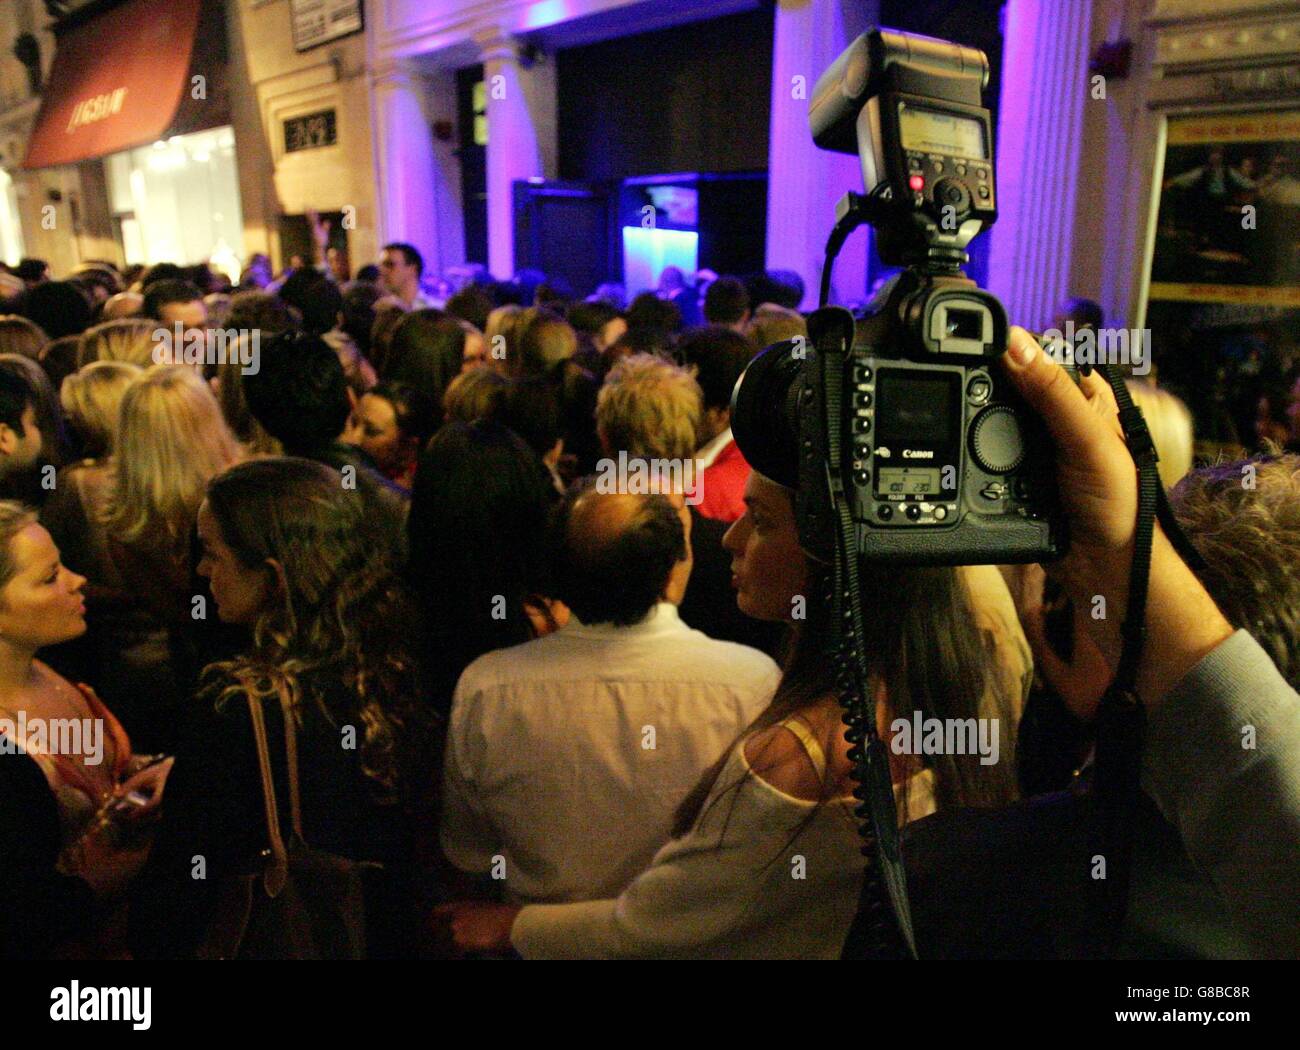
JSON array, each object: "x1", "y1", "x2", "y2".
[{"x1": 1084, "y1": 363, "x2": 1206, "y2": 951}]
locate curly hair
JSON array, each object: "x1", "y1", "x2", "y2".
[
  {"x1": 1170, "y1": 453, "x2": 1300, "y2": 689},
  {"x1": 202, "y1": 457, "x2": 431, "y2": 800}
]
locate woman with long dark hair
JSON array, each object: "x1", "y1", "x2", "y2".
[
  {"x1": 384, "y1": 310, "x2": 467, "y2": 417},
  {"x1": 129, "y1": 457, "x2": 435, "y2": 958},
  {"x1": 406, "y1": 419, "x2": 559, "y2": 715},
  {"x1": 438, "y1": 468, "x2": 1029, "y2": 958}
]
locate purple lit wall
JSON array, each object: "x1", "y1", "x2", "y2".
[
  {"x1": 985, "y1": 0, "x2": 1092, "y2": 330},
  {"x1": 371, "y1": 62, "x2": 442, "y2": 279},
  {"x1": 764, "y1": 0, "x2": 876, "y2": 310},
  {"x1": 475, "y1": 18, "x2": 564, "y2": 280}
]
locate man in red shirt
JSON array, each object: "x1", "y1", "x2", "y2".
[{"x1": 678, "y1": 326, "x2": 758, "y2": 523}]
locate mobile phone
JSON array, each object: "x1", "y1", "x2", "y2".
[{"x1": 111, "y1": 789, "x2": 151, "y2": 814}]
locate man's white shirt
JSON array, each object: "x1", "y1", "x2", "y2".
[{"x1": 440, "y1": 602, "x2": 780, "y2": 903}]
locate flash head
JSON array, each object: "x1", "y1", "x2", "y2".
[{"x1": 809, "y1": 29, "x2": 988, "y2": 157}]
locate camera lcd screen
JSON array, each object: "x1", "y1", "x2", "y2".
[
  {"x1": 898, "y1": 106, "x2": 986, "y2": 160},
  {"x1": 876, "y1": 371, "x2": 959, "y2": 449},
  {"x1": 878, "y1": 467, "x2": 942, "y2": 495}
]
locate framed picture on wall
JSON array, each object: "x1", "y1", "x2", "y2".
[{"x1": 1144, "y1": 111, "x2": 1300, "y2": 454}]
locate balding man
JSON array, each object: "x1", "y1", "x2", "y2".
[
  {"x1": 440, "y1": 481, "x2": 779, "y2": 905},
  {"x1": 101, "y1": 292, "x2": 143, "y2": 320}
]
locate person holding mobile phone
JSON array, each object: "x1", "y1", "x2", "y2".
[{"x1": 0, "y1": 501, "x2": 173, "y2": 959}]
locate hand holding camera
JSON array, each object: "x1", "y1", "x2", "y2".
[{"x1": 998, "y1": 327, "x2": 1234, "y2": 707}]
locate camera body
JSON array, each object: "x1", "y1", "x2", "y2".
[
  {"x1": 733, "y1": 27, "x2": 1066, "y2": 566},
  {"x1": 801, "y1": 280, "x2": 1061, "y2": 565}
]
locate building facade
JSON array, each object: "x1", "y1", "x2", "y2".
[{"x1": 0, "y1": 0, "x2": 1294, "y2": 336}]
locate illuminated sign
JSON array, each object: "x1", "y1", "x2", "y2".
[{"x1": 66, "y1": 88, "x2": 127, "y2": 133}]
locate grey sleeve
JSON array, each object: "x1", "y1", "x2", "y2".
[{"x1": 1141, "y1": 629, "x2": 1300, "y2": 958}]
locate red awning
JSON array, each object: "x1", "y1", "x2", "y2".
[{"x1": 22, "y1": 0, "x2": 205, "y2": 170}]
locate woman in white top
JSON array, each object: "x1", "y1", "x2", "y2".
[{"x1": 437, "y1": 469, "x2": 1030, "y2": 959}]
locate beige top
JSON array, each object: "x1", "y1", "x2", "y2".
[{"x1": 510, "y1": 718, "x2": 936, "y2": 960}]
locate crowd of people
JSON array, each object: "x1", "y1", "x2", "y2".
[{"x1": 0, "y1": 240, "x2": 1296, "y2": 960}]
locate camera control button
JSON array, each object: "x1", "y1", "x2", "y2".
[
  {"x1": 933, "y1": 506, "x2": 949, "y2": 521},
  {"x1": 955, "y1": 164, "x2": 967, "y2": 176},
  {"x1": 979, "y1": 485, "x2": 1003, "y2": 501},
  {"x1": 856, "y1": 391, "x2": 872, "y2": 408},
  {"x1": 853, "y1": 417, "x2": 871, "y2": 434},
  {"x1": 978, "y1": 185, "x2": 991, "y2": 200},
  {"x1": 854, "y1": 365, "x2": 872, "y2": 382},
  {"x1": 905, "y1": 505, "x2": 922, "y2": 521},
  {"x1": 966, "y1": 376, "x2": 992, "y2": 405},
  {"x1": 877, "y1": 505, "x2": 893, "y2": 521}
]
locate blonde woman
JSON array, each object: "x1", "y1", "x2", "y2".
[
  {"x1": 484, "y1": 304, "x2": 526, "y2": 375},
  {"x1": 76, "y1": 319, "x2": 158, "y2": 370},
  {"x1": 0, "y1": 501, "x2": 173, "y2": 957},
  {"x1": 43, "y1": 361, "x2": 142, "y2": 615},
  {"x1": 105, "y1": 365, "x2": 243, "y2": 619},
  {"x1": 73, "y1": 366, "x2": 243, "y2": 751},
  {"x1": 60, "y1": 362, "x2": 140, "y2": 461}
]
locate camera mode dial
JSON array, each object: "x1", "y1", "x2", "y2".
[{"x1": 969, "y1": 405, "x2": 1026, "y2": 475}]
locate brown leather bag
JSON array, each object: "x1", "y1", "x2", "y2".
[{"x1": 199, "y1": 678, "x2": 375, "y2": 960}]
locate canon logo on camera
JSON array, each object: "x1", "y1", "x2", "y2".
[{"x1": 902, "y1": 449, "x2": 935, "y2": 459}]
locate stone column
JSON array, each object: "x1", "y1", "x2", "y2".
[
  {"x1": 765, "y1": 0, "x2": 876, "y2": 310},
  {"x1": 476, "y1": 29, "x2": 557, "y2": 280},
  {"x1": 985, "y1": 0, "x2": 1094, "y2": 329},
  {"x1": 369, "y1": 59, "x2": 441, "y2": 274}
]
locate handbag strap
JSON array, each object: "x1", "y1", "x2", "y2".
[
  {"x1": 241, "y1": 681, "x2": 289, "y2": 898},
  {"x1": 269, "y1": 676, "x2": 308, "y2": 845}
]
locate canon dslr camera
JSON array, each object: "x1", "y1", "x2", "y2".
[{"x1": 732, "y1": 27, "x2": 1065, "y2": 565}]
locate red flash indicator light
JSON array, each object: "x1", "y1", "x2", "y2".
[{"x1": 908, "y1": 174, "x2": 925, "y2": 191}]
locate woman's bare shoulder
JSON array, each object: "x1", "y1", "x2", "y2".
[{"x1": 744, "y1": 698, "x2": 853, "y2": 801}]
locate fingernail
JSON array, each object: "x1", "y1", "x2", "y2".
[{"x1": 1007, "y1": 334, "x2": 1037, "y2": 367}]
